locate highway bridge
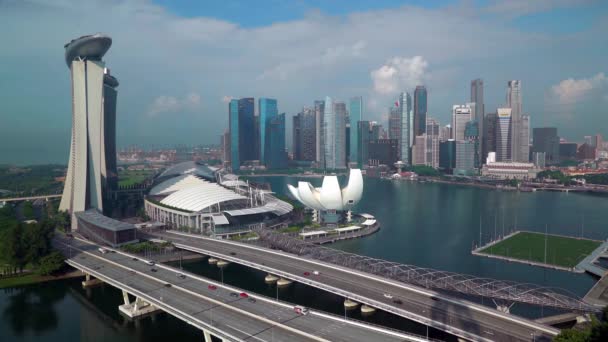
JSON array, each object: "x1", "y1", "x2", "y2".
[
  {"x1": 149, "y1": 230, "x2": 566, "y2": 342},
  {"x1": 54, "y1": 235, "x2": 428, "y2": 342},
  {"x1": 0, "y1": 194, "x2": 61, "y2": 202}
]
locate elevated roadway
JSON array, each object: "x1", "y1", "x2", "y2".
[
  {"x1": 153, "y1": 230, "x2": 560, "y2": 342},
  {"x1": 54, "y1": 236, "x2": 426, "y2": 342},
  {"x1": 1, "y1": 194, "x2": 61, "y2": 202}
]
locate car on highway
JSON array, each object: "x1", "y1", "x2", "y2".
[
  {"x1": 393, "y1": 299, "x2": 403, "y2": 305},
  {"x1": 150, "y1": 268, "x2": 158, "y2": 273},
  {"x1": 164, "y1": 283, "x2": 172, "y2": 288},
  {"x1": 132, "y1": 257, "x2": 138, "y2": 261},
  {"x1": 293, "y1": 305, "x2": 309, "y2": 315},
  {"x1": 208, "y1": 285, "x2": 218, "y2": 290},
  {"x1": 230, "y1": 292, "x2": 238, "y2": 297},
  {"x1": 248, "y1": 298, "x2": 256, "y2": 303},
  {"x1": 239, "y1": 292, "x2": 249, "y2": 298},
  {"x1": 230, "y1": 252, "x2": 236, "y2": 256},
  {"x1": 98, "y1": 248, "x2": 108, "y2": 254},
  {"x1": 430, "y1": 296, "x2": 439, "y2": 301},
  {"x1": 145, "y1": 260, "x2": 155, "y2": 266},
  {"x1": 176, "y1": 273, "x2": 186, "y2": 279},
  {"x1": 303, "y1": 271, "x2": 311, "y2": 276},
  {"x1": 383, "y1": 293, "x2": 393, "y2": 299},
  {"x1": 313, "y1": 271, "x2": 320, "y2": 275}
]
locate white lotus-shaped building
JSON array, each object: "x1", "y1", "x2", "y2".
[{"x1": 287, "y1": 169, "x2": 363, "y2": 211}]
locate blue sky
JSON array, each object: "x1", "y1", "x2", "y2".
[{"x1": 0, "y1": 0, "x2": 607, "y2": 164}]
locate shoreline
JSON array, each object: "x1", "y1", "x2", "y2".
[{"x1": 0, "y1": 268, "x2": 85, "y2": 289}]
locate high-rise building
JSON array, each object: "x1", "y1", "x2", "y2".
[
  {"x1": 425, "y1": 118, "x2": 440, "y2": 168},
  {"x1": 532, "y1": 127, "x2": 559, "y2": 165},
  {"x1": 388, "y1": 106, "x2": 401, "y2": 141},
  {"x1": 452, "y1": 105, "x2": 472, "y2": 141},
  {"x1": 496, "y1": 108, "x2": 512, "y2": 162},
  {"x1": 349, "y1": 96, "x2": 362, "y2": 164},
  {"x1": 412, "y1": 134, "x2": 427, "y2": 165},
  {"x1": 60, "y1": 34, "x2": 118, "y2": 220},
  {"x1": 371, "y1": 122, "x2": 382, "y2": 140},
  {"x1": 293, "y1": 108, "x2": 316, "y2": 161},
  {"x1": 440, "y1": 125, "x2": 452, "y2": 142},
  {"x1": 399, "y1": 92, "x2": 413, "y2": 164},
  {"x1": 483, "y1": 113, "x2": 498, "y2": 162},
  {"x1": 334, "y1": 101, "x2": 347, "y2": 169},
  {"x1": 357, "y1": 121, "x2": 371, "y2": 167},
  {"x1": 520, "y1": 115, "x2": 530, "y2": 162},
  {"x1": 439, "y1": 139, "x2": 456, "y2": 172},
  {"x1": 470, "y1": 79, "x2": 484, "y2": 122},
  {"x1": 560, "y1": 142, "x2": 578, "y2": 161},
  {"x1": 314, "y1": 100, "x2": 325, "y2": 165},
  {"x1": 413, "y1": 86, "x2": 427, "y2": 136},
  {"x1": 454, "y1": 141, "x2": 477, "y2": 176},
  {"x1": 507, "y1": 80, "x2": 524, "y2": 161},
  {"x1": 238, "y1": 97, "x2": 255, "y2": 162},
  {"x1": 266, "y1": 113, "x2": 287, "y2": 169},
  {"x1": 222, "y1": 130, "x2": 230, "y2": 165},
  {"x1": 259, "y1": 98, "x2": 278, "y2": 164},
  {"x1": 464, "y1": 120, "x2": 480, "y2": 168},
  {"x1": 229, "y1": 99, "x2": 240, "y2": 170},
  {"x1": 368, "y1": 139, "x2": 399, "y2": 166}
]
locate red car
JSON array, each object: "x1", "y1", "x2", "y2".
[
  {"x1": 208, "y1": 285, "x2": 217, "y2": 290},
  {"x1": 239, "y1": 292, "x2": 249, "y2": 298},
  {"x1": 303, "y1": 272, "x2": 311, "y2": 276}
]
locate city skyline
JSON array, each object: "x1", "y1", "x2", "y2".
[{"x1": 1, "y1": 0, "x2": 608, "y2": 165}]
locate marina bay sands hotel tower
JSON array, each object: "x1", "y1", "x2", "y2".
[{"x1": 59, "y1": 34, "x2": 119, "y2": 223}]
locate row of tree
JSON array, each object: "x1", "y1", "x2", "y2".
[{"x1": 556, "y1": 307, "x2": 608, "y2": 341}]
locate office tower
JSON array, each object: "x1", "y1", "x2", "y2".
[
  {"x1": 471, "y1": 79, "x2": 484, "y2": 156},
  {"x1": 266, "y1": 113, "x2": 287, "y2": 169},
  {"x1": 229, "y1": 99, "x2": 240, "y2": 170},
  {"x1": 259, "y1": 98, "x2": 278, "y2": 164},
  {"x1": 314, "y1": 100, "x2": 324, "y2": 165},
  {"x1": 388, "y1": 106, "x2": 401, "y2": 141},
  {"x1": 238, "y1": 97, "x2": 255, "y2": 162},
  {"x1": 425, "y1": 118, "x2": 440, "y2": 168},
  {"x1": 532, "y1": 152, "x2": 546, "y2": 168},
  {"x1": 483, "y1": 113, "x2": 497, "y2": 162},
  {"x1": 452, "y1": 105, "x2": 472, "y2": 141},
  {"x1": 560, "y1": 142, "x2": 578, "y2": 161},
  {"x1": 357, "y1": 121, "x2": 371, "y2": 167},
  {"x1": 370, "y1": 122, "x2": 382, "y2": 140},
  {"x1": 349, "y1": 96, "x2": 362, "y2": 164},
  {"x1": 334, "y1": 101, "x2": 347, "y2": 169},
  {"x1": 577, "y1": 144, "x2": 596, "y2": 160},
  {"x1": 60, "y1": 34, "x2": 117, "y2": 218},
  {"x1": 507, "y1": 80, "x2": 523, "y2": 161},
  {"x1": 368, "y1": 139, "x2": 399, "y2": 166},
  {"x1": 532, "y1": 128, "x2": 559, "y2": 165},
  {"x1": 412, "y1": 134, "x2": 427, "y2": 165},
  {"x1": 464, "y1": 120, "x2": 480, "y2": 168},
  {"x1": 222, "y1": 130, "x2": 230, "y2": 164},
  {"x1": 439, "y1": 139, "x2": 456, "y2": 172},
  {"x1": 399, "y1": 92, "x2": 413, "y2": 164},
  {"x1": 454, "y1": 141, "x2": 477, "y2": 175},
  {"x1": 440, "y1": 125, "x2": 452, "y2": 142},
  {"x1": 585, "y1": 134, "x2": 603, "y2": 148},
  {"x1": 496, "y1": 108, "x2": 512, "y2": 161},
  {"x1": 520, "y1": 115, "x2": 530, "y2": 162},
  {"x1": 413, "y1": 86, "x2": 427, "y2": 136},
  {"x1": 293, "y1": 108, "x2": 316, "y2": 161}
]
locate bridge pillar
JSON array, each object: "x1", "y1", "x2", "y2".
[
  {"x1": 496, "y1": 305, "x2": 510, "y2": 314},
  {"x1": 276, "y1": 278, "x2": 292, "y2": 287},
  {"x1": 119, "y1": 295, "x2": 161, "y2": 319},
  {"x1": 344, "y1": 299, "x2": 359, "y2": 310},
  {"x1": 360, "y1": 305, "x2": 376, "y2": 316},
  {"x1": 82, "y1": 273, "x2": 103, "y2": 288},
  {"x1": 265, "y1": 274, "x2": 279, "y2": 283},
  {"x1": 208, "y1": 257, "x2": 218, "y2": 265},
  {"x1": 217, "y1": 260, "x2": 229, "y2": 267}
]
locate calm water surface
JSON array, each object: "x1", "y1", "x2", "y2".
[{"x1": 2, "y1": 178, "x2": 607, "y2": 341}]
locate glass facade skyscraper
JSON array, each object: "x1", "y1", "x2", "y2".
[
  {"x1": 229, "y1": 99, "x2": 240, "y2": 170},
  {"x1": 349, "y1": 96, "x2": 362, "y2": 165},
  {"x1": 266, "y1": 113, "x2": 287, "y2": 169},
  {"x1": 399, "y1": 92, "x2": 412, "y2": 164},
  {"x1": 259, "y1": 98, "x2": 278, "y2": 165},
  {"x1": 413, "y1": 86, "x2": 427, "y2": 136},
  {"x1": 238, "y1": 97, "x2": 255, "y2": 163}
]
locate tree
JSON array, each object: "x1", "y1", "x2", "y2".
[
  {"x1": 35, "y1": 251, "x2": 64, "y2": 276},
  {"x1": 554, "y1": 329, "x2": 589, "y2": 342},
  {"x1": 0, "y1": 223, "x2": 28, "y2": 272}
]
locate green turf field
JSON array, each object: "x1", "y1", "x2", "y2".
[
  {"x1": 118, "y1": 169, "x2": 154, "y2": 187},
  {"x1": 479, "y1": 231, "x2": 601, "y2": 268}
]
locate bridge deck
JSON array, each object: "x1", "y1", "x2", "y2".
[
  {"x1": 55, "y1": 236, "x2": 423, "y2": 342},
  {"x1": 155, "y1": 230, "x2": 560, "y2": 342}
]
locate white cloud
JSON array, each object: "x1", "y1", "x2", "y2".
[
  {"x1": 370, "y1": 56, "x2": 428, "y2": 95},
  {"x1": 221, "y1": 96, "x2": 234, "y2": 103},
  {"x1": 550, "y1": 73, "x2": 607, "y2": 104},
  {"x1": 147, "y1": 92, "x2": 202, "y2": 117},
  {"x1": 483, "y1": 0, "x2": 595, "y2": 18}
]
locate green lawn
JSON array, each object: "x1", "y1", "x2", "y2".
[
  {"x1": 479, "y1": 231, "x2": 601, "y2": 268},
  {"x1": 0, "y1": 274, "x2": 43, "y2": 289}
]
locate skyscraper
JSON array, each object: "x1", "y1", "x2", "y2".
[
  {"x1": 314, "y1": 100, "x2": 324, "y2": 165},
  {"x1": 357, "y1": 121, "x2": 371, "y2": 167},
  {"x1": 60, "y1": 34, "x2": 117, "y2": 220},
  {"x1": 425, "y1": 118, "x2": 440, "y2": 168},
  {"x1": 496, "y1": 108, "x2": 513, "y2": 162},
  {"x1": 349, "y1": 96, "x2": 362, "y2": 165},
  {"x1": 333, "y1": 101, "x2": 347, "y2": 169},
  {"x1": 413, "y1": 86, "x2": 427, "y2": 136},
  {"x1": 470, "y1": 79, "x2": 484, "y2": 122},
  {"x1": 266, "y1": 113, "x2": 287, "y2": 169},
  {"x1": 238, "y1": 97, "x2": 255, "y2": 162},
  {"x1": 532, "y1": 127, "x2": 559, "y2": 165},
  {"x1": 520, "y1": 115, "x2": 530, "y2": 162},
  {"x1": 399, "y1": 92, "x2": 413, "y2": 164},
  {"x1": 412, "y1": 135, "x2": 427, "y2": 165},
  {"x1": 452, "y1": 105, "x2": 472, "y2": 141},
  {"x1": 259, "y1": 98, "x2": 278, "y2": 164},
  {"x1": 293, "y1": 108, "x2": 316, "y2": 161},
  {"x1": 323, "y1": 96, "x2": 335, "y2": 169},
  {"x1": 483, "y1": 112, "x2": 497, "y2": 162},
  {"x1": 507, "y1": 80, "x2": 523, "y2": 161},
  {"x1": 229, "y1": 99, "x2": 240, "y2": 170}
]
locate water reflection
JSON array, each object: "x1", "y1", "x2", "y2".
[{"x1": 2, "y1": 283, "x2": 67, "y2": 335}]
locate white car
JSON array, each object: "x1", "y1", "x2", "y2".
[
  {"x1": 313, "y1": 271, "x2": 320, "y2": 275},
  {"x1": 383, "y1": 293, "x2": 393, "y2": 299},
  {"x1": 145, "y1": 260, "x2": 155, "y2": 266},
  {"x1": 98, "y1": 248, "x2": 108, "y2": 254},
  {"x1": 294, "y1": 305, "x2": 309, "y2": 315}
]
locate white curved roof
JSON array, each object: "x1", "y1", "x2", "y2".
[
  {"x1": 160, "y1": 161, "x2": 218, "y2": 179},
  {"x1": 160, "y1": 183, "x2": 246, "y2": 213},
  {"x1": 149, "y1": 174, "x2": 207, "y2": 196},
  {"x1": 288, "y1": 169, "x2": 363, "y2": 211}
]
